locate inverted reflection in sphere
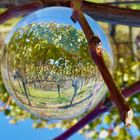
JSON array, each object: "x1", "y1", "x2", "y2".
[{"x1": 1, "y1": 7, "x2": 113, "y2": 119}]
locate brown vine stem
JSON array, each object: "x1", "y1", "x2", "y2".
[
  {"x1": 0, "y1": 2, "x2": 42, "y2": 24},
  {"x1": 71, "y1": 0, "x2": 133, "y2": 127},
  {"x1": 122, "y1": 80, "x2": 140, "y2": 97},
  {"x1": 1, "y1": 1, "x2": 140, "y2": 26},
  {"x1": 54, "y1": 80, "x2": 140, "y2": 140}
]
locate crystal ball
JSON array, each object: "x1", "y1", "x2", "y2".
[{"x1": 1, "y1": 7, "x2": 113, "y2": 119}]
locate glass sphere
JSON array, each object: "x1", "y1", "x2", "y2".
[{"x1": 1, "y1": 7, "x2": 113, "y2": 120}]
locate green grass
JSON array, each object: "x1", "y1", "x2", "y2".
[
  {"x1": 28, "y1": 86, "x2": 88, "y2": 106},
  {"x1": 11, "y1": 78, "x2": 97, "y2": 109},
  {"x1": 13, "y1": 82, "x2": 93, "y2": 109},
  {"x1": 29, "y1": 87, "x2": 73, "y2": 99},
  {"x1": 10, "y1": 78, "x2": 104, "y2": 119}
]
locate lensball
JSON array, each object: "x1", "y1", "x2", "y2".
[{"x1": 1, "y1": 7, "x2": 113, "y2": 119}]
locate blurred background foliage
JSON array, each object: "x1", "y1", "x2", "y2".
[{"x1": 0, "y1": 0, "x2": 140, "y2": 140}]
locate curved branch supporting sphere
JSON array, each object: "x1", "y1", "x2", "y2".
[
  {"x1": 0, "y1": 0, "x2": 140, "y2": 26},
  {"x1": 54, "y1": 80, "x2": 140, "y2": 140},
  {"x1": 71, "y1": 0, "x2": 133, "y2": 128},
  {"x1": 53, "y1": 0, "x2": 137, "y2": 139}
]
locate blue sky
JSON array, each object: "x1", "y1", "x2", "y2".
[
  {"x1": 0, "y1": 113, "x2": 86, "y2": 140},
  {"x1": 1, "y1": 111, "x2": 140, "y2": 140}
]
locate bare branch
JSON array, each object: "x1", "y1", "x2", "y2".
[
  {"x1": 53, "y1": 80, "x2": 140, "y2": 140},
  {"x1": 71, "y1": 0, "x2": 133, "y2": 127},
  {"x1": 0, "y1": 2, "x2": 42, "y2": 24},
  {"x1": 105, "y1": 1, "x2": 140, "y2": 5},
  {"x1": 122, "y1": 80, "x2": 140, "y2": 97},
  {"x1": 0, "y1": 1, "x2": 140, "y2": 26}
]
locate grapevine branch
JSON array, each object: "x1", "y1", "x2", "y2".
[
  {"x1": 1, "y1": 1, "x2": 140, "y2": 26},
  {"x1": 53, "y1": 77, "x2": 140, "y2": 140},
  {"x1": 0, "y1": 2, "x2": 42, "y2": 24},
  {"x1": 105, "y1": 1, "x2": 140, "y2": 5},
  {"x1": 71, "y1": 0, "x2": 133, "y2": 127}
]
